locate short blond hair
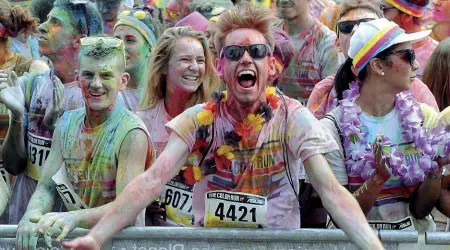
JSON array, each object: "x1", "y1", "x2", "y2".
[
  {"x1": 140, "y1": 26, "x2": 221, "y2": 110},
  {"x1": 214, "y1": 3, "x2": 276, "y2": 55}
]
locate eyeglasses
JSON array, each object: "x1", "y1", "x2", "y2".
[
  {"x1": 162, "y1": 9, "x2": 180, "y2": 20},
  {"x1": 387, "y1": 49, "x2": 416, "y2": 66},
  {"x1": 220, "y1": 44, "x2": 272, "y2": 61},
  {"x1": 81, "y1": 37, "x2": 124, "y2": 47},
  {"x1": 337, "y1": 18, "x2": 376, "y2": 35}
]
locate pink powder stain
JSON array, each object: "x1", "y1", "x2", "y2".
[{"x1": 239, "y1": 36, "x2": 252, "y2": 45}]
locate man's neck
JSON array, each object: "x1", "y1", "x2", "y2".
[
  {"x1": 226, "y1": 94, "x2": 266, "y2": 122},
  {"x1": 432, "y1": 22, "x2": 450, "y2": 42},
  {"x1": 49, "y1": 53, "x2": 78, "y2": 83},
  {"x1": 127, "y1": 62, "x2": 149, "y2": 89},
  {"x1": 285, "y1": 13, "x2": 314, "y2": 36},
  {"x1": 85, "y1": 104, "x2": 116, "y2": 128},
  {"x1": 356, "y1": 78, "x2": 397, "y2": 117},
  {"x1": 164, "y1": 83, "x2": 193, "y2": 118}
]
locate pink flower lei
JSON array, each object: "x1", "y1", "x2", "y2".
[{"x1": 339, "y1": 81, "x2": 450, "y2": 184}]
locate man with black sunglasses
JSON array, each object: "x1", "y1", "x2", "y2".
[
  {"x1": 63, "y1": 4, "x2": 383, "y2": 250},
  {"x1": 1, "y1": 0, "x2": 103, "y2": 224},
  {"x1": 276, "y1": 0, "x2": 344, "y2": 106}
]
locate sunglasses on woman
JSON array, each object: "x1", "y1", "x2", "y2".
[
  {"x1": 220, "y1": 44, "x2": 271, "y2": 61},
  {"x1": 337, "y1": 18, "x2": 376, "y2": 35},
  {"x1": 387, "y1": 49, "x2": 416, "y2": 66}
]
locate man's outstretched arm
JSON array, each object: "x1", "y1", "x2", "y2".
[
  {"x1": 62, "y1": 132, "x2": 190, "y2": 249},
  {"x1": 305, "y1": 154, "x2": 384, "y2": 250}
]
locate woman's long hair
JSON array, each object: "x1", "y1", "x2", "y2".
[
  {"x1": 423, "y1": 37, "x2": 450, "y2": 111},
  {"x1": 334, "y1": 44, "x2": 399, "y2": 101},
  {"x1": 139, "y1": 26, "x2": 221, "y2": 110}
]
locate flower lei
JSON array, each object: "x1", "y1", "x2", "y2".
[
  {"x1": 340, "y1": 81, "x2": 450, "y2": 184},
  {"x1": 180, "y1": 87, "x2": 280, "y2": 185}
]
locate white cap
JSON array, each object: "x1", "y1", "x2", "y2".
[{"x1": 348, "y1": 18, "x2": 430, "y2": 71}]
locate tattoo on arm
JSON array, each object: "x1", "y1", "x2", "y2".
[{"x1": 354, "y1": 182, "x2": 369, "y2": 198}]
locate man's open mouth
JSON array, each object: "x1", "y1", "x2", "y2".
[{"x1": 237, "y1": 70, "x2": 256, "y2": 88}]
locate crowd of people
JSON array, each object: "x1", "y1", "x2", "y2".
[{"x1": 0, "y1": 0, "x2": 450, "y2": 249}]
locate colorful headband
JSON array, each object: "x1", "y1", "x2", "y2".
[
  {"x1": 352, "y1": 22, "x2": 403, "y2": 73},
  {"x1": 384, "y1": 0, "x2": 428, "y2": 18},
  {"x1": 114, "y1": 15, "x2": 157, "y2": 49}
]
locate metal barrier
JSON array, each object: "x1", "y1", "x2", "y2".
[
  {"x1": 0, "y1": 225, "x2": 420, "y2": 250},
  {"x1": 425, "y1": 232, "x2": 450, "y2": 245}
]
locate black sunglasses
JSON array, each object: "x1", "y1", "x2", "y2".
[
  {"x1": 337, "y1": 18, "x2": 376, "y2": 35},
  {"x1": 220, "y1": 44, "x2": 271, "y2": 61},
  {"x1": 387, "y1": 49, "x2": 416, "y2": 66}
]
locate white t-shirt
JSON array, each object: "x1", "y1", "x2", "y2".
[{"x1": 321, "y1": 103, "x2": 438, "y2": 232}]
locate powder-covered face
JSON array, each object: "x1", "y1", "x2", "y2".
[
  {"x1": 382, "y1": 42, "x2": 419, "y2": 92},
  {"x1": 165, "y1": 37, "x2": 206, "y2": 94},
  {"x1": 37, "y1": 7, "x2": 76, "y2": 56},
  {"x1": 163, "y1": 0, "x2": 182, "y2": 28},
  {"x1": 205, "y1": 22, "x2": 218, "y2": 60},
  {"x1": 277, "y1": 0, "x2": 309, "y2": 21},
  {"x1": 217, "y1": 28, "x2": 276, "y2": 105},
  {"x1": 432, "y1": 0, "x2": 450, "y2": 22},
  {"x1": 114, "y1": 25, "x2": 151, "y2": 72},
  {"x1": 96, "y1": 0, "x2": 122, "y2": 22},
  {"x1": 78, "y1": 55, "x2": 127, "y2": 112},
  {"x1": 337, "y1": 9, "x2": 379, "y2": 57}
]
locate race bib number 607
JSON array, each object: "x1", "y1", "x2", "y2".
[{"x1": 205, "y1": 191, "x2": 268, "y2": 228}]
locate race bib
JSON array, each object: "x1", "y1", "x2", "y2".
[
  {"x1": 163, "y1": 180, "x2": 194, "y2": 226},
  {"x1": 26, "y1": 132, "x2": 51, "y2": 179},
  {"x1": 369, "y1": 216, "x2": 415, "y2": 230},
  {"x1": 0, "y1": 162, "x2": 10, "y2": 190},
  {"x1": 204, "y1": 191, "x2": 268, "y2": 228},
  {"x1": 52, "y1": 163, "x2": 88, "y2": 211}
]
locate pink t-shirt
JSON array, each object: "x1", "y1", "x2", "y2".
[
  {"x1": 278, "y1": 19, "x2": 344, "y2": 106},
  {"x1": 166, "y1": 96, "x2": 339, "y2": 228},
  {"x1": 306, "y1": 75, "x2": 440, "y2": 120},
  {"x1": 118, "y1": 88, "x2": 140, "y2": 113},
  {"x1": 137, "y1": 99, "x2": 172, "y2": 157},
  {"x1": 415, "y1": 37, "x2": 438, "y2": 79}
]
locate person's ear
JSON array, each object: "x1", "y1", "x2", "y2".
[
  {"x1": 216, "y1": 58, "x2": 224, "y2": 78},
  {"x1": 268, "y1": 57, "x2": 276, "y2": 78},
  {"x1": 75, "y1": 70, "x2": 81, "y2": 88},
  {"x1": 73, "y1": 34, "x2": 87, "y2": 49},
  {"x1": 120, "y1": 72, "x2": 130, "y2": 90},
  {"x1": 368, "y1": 58, "x2": 385, "y2": 76}
]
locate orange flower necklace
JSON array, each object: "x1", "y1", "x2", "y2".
[{"x1": 181, "y1": 87, "x2": 280, "y2": 185}]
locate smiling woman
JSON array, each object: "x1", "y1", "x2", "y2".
[{"x1": 136, "y1": 26, "x2": 220, "y2": 227}]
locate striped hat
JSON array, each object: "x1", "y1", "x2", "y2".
[
  {"x1": 384, "y1": 0, "x2": 428, "y2": 18},
  {"x1": 348, "y1": 18, "x2": 430, "y2": 73}
]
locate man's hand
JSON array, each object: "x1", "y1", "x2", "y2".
[
  {"x1": 0, "y1": 70, "x2": 24, "y2": 119},
  {"x1": 16, "y1": 211, "x2": 42, "y2": 250},
  {"x1": 31, "y1": 212, "x2": 79, "y2": 247},
  {"x1": 61, "y1": 234, "x2": 101, "y2": 250},
  {"x1": 45, "y1": 76, "x2": 64, "y2": 121}
]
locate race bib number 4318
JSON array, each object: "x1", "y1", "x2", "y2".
[{"x1": 205, "y1": 191, "x2": 268, "y2": 228}]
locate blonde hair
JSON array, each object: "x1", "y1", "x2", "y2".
[
  {"x1": 214, "y1": 3, "x2": 276, "y2": 54},
  {"x1": 140, "y1": 26, "x2": 221, "y2": 110}
]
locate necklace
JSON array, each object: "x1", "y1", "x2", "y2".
[
  {"x1": 181, "y1": 87, "x2": 280, "y2": 185},
  {"x1": 340, "y1": 81, "x2": 447, "y2": 184}
]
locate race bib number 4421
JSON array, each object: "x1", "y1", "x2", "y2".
[{"x1": 205, "y1": 191, "x2": 268, "y2": 228}]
